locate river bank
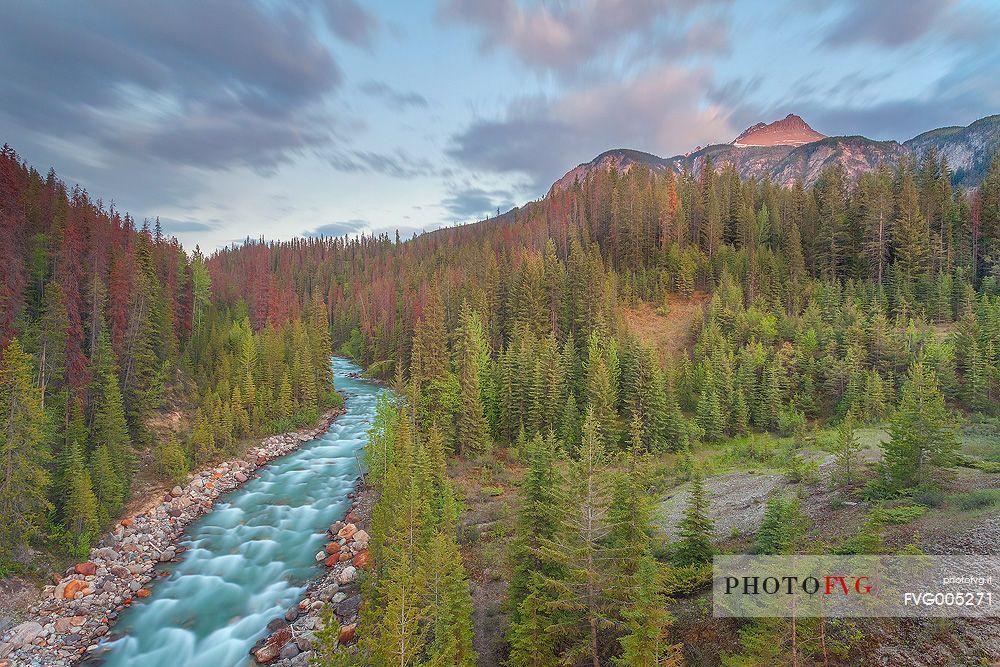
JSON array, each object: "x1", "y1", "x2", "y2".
[
  {"x1": 248, "y1": 480, "x2": 376, "y2": 665},
  {"x1": 0, "y1": 406, "x2": 345, "y2": 667}
]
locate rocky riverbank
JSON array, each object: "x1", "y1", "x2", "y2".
[
  {"x1": 249, "y1": 481, "x2": 376, "y2": 665},
  {"x1": 0, "y1": 407, "x2": 345, "y2": 667}
]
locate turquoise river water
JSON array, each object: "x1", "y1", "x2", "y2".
[{"x1": 88, "y1": 357, "x2": 385, "y2": 666}]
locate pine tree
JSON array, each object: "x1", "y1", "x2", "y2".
[
  {"x1": 422, "y1": 524, "x2": 476, "y2": 667},
  {"x1": 884, "y1": 360, "x2": 957, "y2": 488},
  {"x1": 0, "y1": 339, "x2": 51, "y2": 561},
  {"x1": 88, "y1": 331, "x2": 132, "y2": 508},
  {"x1": 509, "y1": 433, "x2": 562, "y2": 624},
  {"x1": 560, "y1": 391, "x2": 582, "y2": 451},
  {"x1": 60, "y1": 439, "x2": 99, "y2": 557},
  {"x1": 539, "y1": 409, "x2": 611, "y2": 667},
  {"x1": 696, "y1": 366, "x2": 724, "y2": 441},
  {"x1": 155, "y1": 435, "x2": 189, "y2": 484},
  {"x1": 608, "y1": 454, "x2": 683, "y2": 667},
  {"x1": 755, "y1": 495, "x2": 807, "y2": 555},
  {"x1": 672, "y1": 471, "x2": 715, "y2": 566},
  {"x1": 832, "y1": 411, "x2": 862, "y2": 487},
  {"x1": 454, "y1": 302, "x2": 490, "y2": 456}
]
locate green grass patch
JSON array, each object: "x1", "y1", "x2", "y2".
[
  {"x1": 949, "y1": 489, "x2": 1000, "y2": 511},
  {"x1": 872, "y1": 505, "x2": 926, "y2": 525},
  {"x1": 481, "y1": 485, "x2": 505, "y2": 497},
  {"x1": 956, "y1": 417, "x2": 1000, "y2": 461}
]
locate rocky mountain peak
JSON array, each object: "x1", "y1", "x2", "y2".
[{"x1": 732, "y1": 114, "x2": 826, "y2": 147}]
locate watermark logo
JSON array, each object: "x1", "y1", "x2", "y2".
[{"x1": 713, "y1": 555, "x2": 1000, "y2": 617}]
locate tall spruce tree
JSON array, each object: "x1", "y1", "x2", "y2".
[
  {"x1": 0, "y1": 339, "x2": 51, "y2": 561},
  {"x1": 884, "y1": 360, "x2": 957, "y2": 488}
]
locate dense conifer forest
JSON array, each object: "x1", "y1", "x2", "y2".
[
  {"x1": 0, "y1": 145, "x2": 337, "y2": 564},
  {"x1": 4, "y1": 139, "x2": 1000, "y2": 664}
]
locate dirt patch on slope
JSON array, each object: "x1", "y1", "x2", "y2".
[{"x1": 620, "y1": 293, "x2": 709, "y2": 361}]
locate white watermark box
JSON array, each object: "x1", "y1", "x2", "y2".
[{"x1": 713, "y1": 555, "x2": 1000, "y2": 617}]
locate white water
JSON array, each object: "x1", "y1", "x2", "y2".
[{"x1": 88, "y1": 357, "x2": 384, "y2": 666}]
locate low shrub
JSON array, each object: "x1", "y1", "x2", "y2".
[
  {"x1": 950, "y1": 489, "x2": 1000, "y2": 511},
  {"x1": 872, "y1": 505, "x2": 926, "y2": 525},
  {"x1": 661, "y1": 562, "x2": 713, "y2": 596}
]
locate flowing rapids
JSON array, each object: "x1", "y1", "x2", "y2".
[{"x1": 88, "y1": 357, "x2": 385, "y2": 667}]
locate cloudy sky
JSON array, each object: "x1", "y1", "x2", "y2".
[{"x1": 2, "y1": 0, "x2": 998, "y2": 251}]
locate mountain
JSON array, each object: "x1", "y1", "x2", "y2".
[
  {"x1": 550, "y1": 114, "x2": 999, "y2": 195},
  {"x1": 732, "y1": 113, "x2": 826, "y2": 147},
  {"x1": 904, "y1": 114, "x2": 1000, "y2": 186}
]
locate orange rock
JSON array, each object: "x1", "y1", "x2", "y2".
[
  {"x1": 336, "y1": 523, "x2": 357, "y2": 540},
  {"x1": 62, "y1": 579, "x2": 88, "y2": 599},
  {"x1": 338, "y1": 552, "x2": 351, "y2": 562},
  {"x1": 206, "y1": 482, "x2": 214, "y2": 489},
  {"x1": 345, "y1": 511, "x2": 360, "y2": 524},
  {"x1": 121, "y1": 518, "x2": 133, "y2": 527},
  {"x1": 135, "y1": 588, "x2": 151, "y2": 598},
  {"x1": 323, "y1": 555, "x2": 338, "y2": 567},
  {"x1": 324, "y1": 542, "x2": 339, "y2": 555},
  {"x1": 123, "y1": 596, "x2": 133, "y2": 606},
  {"x1": 338, "y1": 623, "x2": 356, "y2": 645},
  {"x1": 351, "y1": 550, "x2": 371, "y2": 570},
  {"x1": 74, "y1": 562, "x2": 97, "y2": 576},
  {"x1": 212, "y1": 472, "x2": 222, "y2": 479}
]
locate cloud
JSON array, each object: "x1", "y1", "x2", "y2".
[
  {"x1": 320, "y1": 0, "x2": 380, "y2": 48},
  {"x1": 359, "y1": 81, "x2": 429, "y2": 110},
  {"x1": 0, "y1": 1, "x2": 343, "y2": 171},
  {"x1": 820, "y1": 0, "x2": 993, "y2": 49},
  {"x1": 448, "y1": 65, "x2": 733, "y2": 189},
  {"x1": 158, "y1": 219, "x2": 219, "y2": 233},
  {"x1": 329, "y1": 149, "x2": 445, "y2": 179},
  {"x1": 439, "y1": 0, "x2": 730, "y2": 77},
  {"x1": 441, "y1": 187, "x2": 515, "y2": 219},
  {"x1": 304, "y1": 219, "x2": 370, "y2": 237}
]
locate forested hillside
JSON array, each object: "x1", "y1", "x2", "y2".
[
  {"x1": 0, "y1": 145, "x2": 336, "y2": 567},
  {"x1": 205, "y1": 150, "x2": 1000, "y2": 664}
]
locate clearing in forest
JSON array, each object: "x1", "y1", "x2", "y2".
[{"x1": 620, "y1": 292, "x2": 710, "y2": 360}]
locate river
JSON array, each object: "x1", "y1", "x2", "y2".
[{"x1": 87, "y1": 357, "x2": 385, "y2": 666}]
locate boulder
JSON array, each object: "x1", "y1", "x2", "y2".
[
  {"x1": 62, "y1": 580, "x2": 88, "y2": 599},
  {"x1": 336, "y1": 523, "x2": 357, "y2": 540},
  {"x1": 324, "y1": 542, "x2": 339, "y2": 555},
  {"x1": 351, "y1": 550, "x2": 371, "y2": 570},
  {"x1": 74, "y1": 562, "x2": 97, "y2": 576},
  {"x1": 279, "y1": 642, "x2": 300, "y2": 659},
  {"x1": 135, "y1": 588, "x2": 151, "y2": 598},
  {"x1": 323, "y1": 555, "x2": 338, "y2": 567},
  {"x1": 170, "y1": 486, "x2": 182, "y2": 497},
  {"x1": 234, "y1": 472, "x2": 248, "y2": 483},
  {"x1": 338, "y1": 623, "x2": 357, "y2": 645},
  {"x1": 284, "y1": 606, "x2": 299, "y2": 622},
  {"x1": 315, "y1": 551, "x2": 326, "y2": 562},
  {"x1": 337, "y1": 566, "x2": 357, "y2": 585},
  {"x1": 7, "y1": 622, "x2": 42, "y2": 649},
  {"x1": 252, "y1": 627, "x2": 292, "y2": 663},
  {"x1": 266, "y1": 618, "x2": 289, "y2": 633},
  {"x1": 352, "y1": 530, "x2": 370, "y2": 549}
]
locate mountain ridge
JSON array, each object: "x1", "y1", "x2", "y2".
[{"x1": 549, "y1": 114, "x2": 999, "y2": 195}]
